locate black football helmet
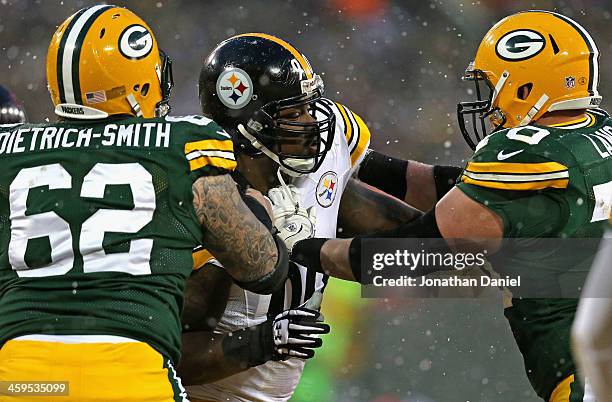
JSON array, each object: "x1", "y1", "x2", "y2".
[
  {"x1": 0, "y1": 85, "x2": 26, "y2": 124},
  {"x1": 199, "y1": 33, "x2": 335, "y2": 175}
]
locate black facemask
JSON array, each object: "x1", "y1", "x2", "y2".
[
  {"x1": 457, "y1": 69, "x2": 506, "y2": 150},
  {"x1": 246, "y1": 89, "x2": 336, "y2": 175},
  {"x1": 155, "y1": 50, "x2": 174, "y2": 117}
]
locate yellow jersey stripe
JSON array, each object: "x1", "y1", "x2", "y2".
[
  {"x1": 335, "y1": 103, "x2": 354, "y2": 147},
  {"x1": 193, "y1": 248, "x2": 215, "y2": 270},
  {"x1": 548, "y1": 374, "x2": 574, "y2": 402},
  {"x1": 465, "y1": 161, "x2": 568, "y2": 174},
  {"x1": 189, "y1": 155, "x2": 237, "y2": 172},
  {"x1": 586, "y1": 112, "x2": 597, "y2": 128},
  {"x1": 548, "y1": 116, "x2": 590, "y2": 127},
  {"x1": 235, "y1": 33, "x2": 313, "y2": 79},
  {"x1": 547, "y1": 113, "x2": 596, "y2": 130},
  {"x1": 185, "y1": 139, "x2": 234, "y2": 155},
  {"x1": 350, "y1": 111, "x2": 371, "y2": 166},
  {"x1": 461, "y1": 175, "x2": 569, "y2": 190}
]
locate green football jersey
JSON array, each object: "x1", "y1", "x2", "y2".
[
  {"x1": 0, "y1": 115, "x2": 236, "y2": 364},
  {"x1": 457, "y1": 109, "x2": 612, "y2": 400}
]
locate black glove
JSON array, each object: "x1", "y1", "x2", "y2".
[
  {"x1": 222, "y1": 305, "x2": 330, "y2": 367},
  {"x1": 270, "y1": 306, "x2": 330, "y2": 359}
]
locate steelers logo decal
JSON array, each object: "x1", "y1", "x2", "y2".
[
  {"x1": 316, "y1": 171, "x2": 338, "y2": 208},
  {"x1": 216, "y1": 68, "x2": 254, "y2": 109},
  {"x1": 119, "y1": 24, "x2": 153, "y2": 60}
]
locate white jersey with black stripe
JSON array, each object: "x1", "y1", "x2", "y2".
[{"x1": 186, "y1": 99, "x2": 370, "y2": 402}]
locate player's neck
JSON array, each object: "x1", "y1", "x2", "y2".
[
  {"x1": 534, "y1": 110, "x2": 588, "y2": 126},
  {"x1": 236, "y1": 153, "x2": 279, "y2": 192}
]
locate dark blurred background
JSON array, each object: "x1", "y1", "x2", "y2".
[{"x1": 1, "y1": 1, "x2": 609, "y2": 401}]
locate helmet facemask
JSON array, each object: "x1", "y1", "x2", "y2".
[
  {"x1": 154, "y1": 50, "x2": 174, "y2": 118},
  {"x1": 239, "y1": 77, "x2": 336, "y2": 176},
  {"x1": 457, "y1": 66, "x2": 507, "y2": 150}
]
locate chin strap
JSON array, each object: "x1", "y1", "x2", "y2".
[
  {"x1": 126, "y1": 93, "x2": 144, "y2": 118},
  {"x1": 276, "y1": 168, "x2": 299, "y2": 214},
  {"x1": 491, "y1": 70, "x2": 509, "y2": 107},
  {"x1": 237, "y1": 123, "x2": 311, "y2": 177},
  {"x1": 519, "y1": 93, "x2": 550, "y2": 126},
  {"x1": 238, "y1": 123, "x2": 282, "y2": 164}
]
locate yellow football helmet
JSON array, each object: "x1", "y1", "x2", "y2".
[
  {"x1": 458, "y1": 10, "x2": 601, "y2": 149},
  {"x1": 47, "y1": 5, "x2": 173, "y2": 120}
]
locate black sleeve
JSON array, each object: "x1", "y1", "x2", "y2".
[
  {"x1": 357, "y1": 150, "x2": 408, "y2": 199},
  {"x1": 433, "y1": 165, "x2": 464, "y2": 200},
  {"x1": 358, "y1": 150, "x2": 463, "y2": 202}
]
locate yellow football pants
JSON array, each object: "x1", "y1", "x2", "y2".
[{"x1": 0, "y1": 339, "x2": 188, "y2": 402}]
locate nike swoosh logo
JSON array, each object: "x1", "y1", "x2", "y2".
[{"x1": 497, "y1": 149, "x2": 524, "y2": 160}]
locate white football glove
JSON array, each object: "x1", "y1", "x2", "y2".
[{"x1": 268, "y1": 184, "x2": 316, "y2": 252}]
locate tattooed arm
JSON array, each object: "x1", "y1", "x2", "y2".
[
  {"x1": 180, "y1": 185, "x2": 295, "y2": 384},
  {"x1": 192, "y1": 174, "x2": 284, "y2": 285},
  {"x1": 337, "y1": 178, "x2": 423, "y2": 238}
]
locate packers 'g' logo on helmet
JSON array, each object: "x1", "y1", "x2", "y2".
[
  {"x1": 47, "y1": 5, "x2": 173, "y2": 120},
  {"x1": 119, "y1": 24, "x2": 154, "y2": 60},
  {"x1": 458, "y1": 11, "x2": 602, "y2": 150},
  {"x1": 495, "y1": 29, "x2": 546, "y2": 61}
]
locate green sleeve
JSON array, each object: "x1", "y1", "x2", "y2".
[
  {"x1": 456, "y1": 182, "x2": 568, "y2": 237},
  {"x1": 169, "y1": 116, "x2": 237, "y2": 181}
]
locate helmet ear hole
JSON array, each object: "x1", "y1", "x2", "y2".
[
  {"x1": 518, "y1": 83, "x2": 533, "y2": 100},
  {"x1": 141, "y1": 83, "x2": 150, "y2": 97},
  {"x1": 99, "y1": 28, "x2": 105, "y2": 39}
]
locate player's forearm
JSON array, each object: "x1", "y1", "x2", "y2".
[
  {"x1": 192, "y1": 174, "x2": 288, "y2": 293},
  {"x1": 357, "y1": 150, "x2": 463, "y2": 211},
  {"x1": 320, "y1": 238, "x2": 355, "y2": 280},
  {"x1": 179, "y1": 331, "x2": 246, "y2": 385},
  {"x1": 181, "y1": 265, "x2": 232, "y2": 333},
  {"x1": 291, "y1": 238, "x2": 355, "y2": 282},
  {"x1": 180, "y1": 315, "x2": 283, "y2": 385},
  {"x1": 293, "y1": 210, "x2": 452, "y2": 283},
  {"x1": 337, "y1": 178, "x2": 423, "y2": 237},
  {"x1": 405, "y1": 161, "x2": 437, "y2": 211}
]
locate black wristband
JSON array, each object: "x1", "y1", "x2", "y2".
[
  {"x1": 241, "y1": 193, "x2": 273, "y2": 231},
  {"x1": 357, "y1": 150, "x2": 408, "y2": 200},
  {"x1": 221, "y1": 322, "x2": 274, "y2": 368},
  {"x1": 350, "y1": 209, "x2": 448, "y2": 283},
  {"x1": 291, "y1": 238, "x2": 328, "y2": 273},
  {"x1": 433, "y1": 165, "x2": 463, "y2": 200},
  {"x1": 234, "y1": 235, "x2": 289, "y2": 294}
]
